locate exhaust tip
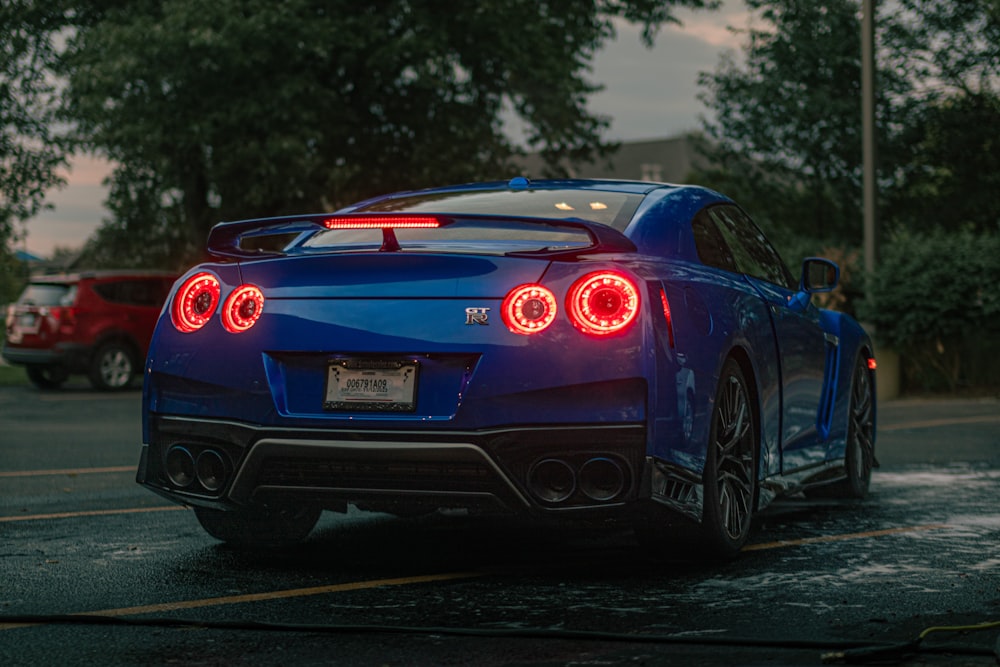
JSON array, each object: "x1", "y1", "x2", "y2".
[
  {"x1": 165, "y1": 446, "x2": 196, "y2": 488},
  {"x1": 527, "y1": 458, "x2": 576, "y2": 504},
  {"x1": 578, "y1": 457, "x2": 625, "y2": 501},
  {"x1": 195, "y1": 449, "x2": 229, "y2": 493}
]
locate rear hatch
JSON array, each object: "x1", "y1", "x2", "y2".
[{"x1": 4, "y1": 281, "x2": 76, "y2": 348}]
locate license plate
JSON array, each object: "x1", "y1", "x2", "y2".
[{"x1": 324, "y1": 359, "x2": 418, "y2": 411}]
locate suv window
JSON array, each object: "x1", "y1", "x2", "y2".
[
  {"x1": 17, "y1": 284, "x2": 72, "y2": 307},
  {"x1": 92, "y1": 279, "x2": 171, "y2": 307},
  {"x1": 706, "y1": 206, "x2": 795, "y2": 289}
]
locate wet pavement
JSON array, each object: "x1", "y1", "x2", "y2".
[{"x1": 0, "y1": 386, "x2": 998, "y2": 665}]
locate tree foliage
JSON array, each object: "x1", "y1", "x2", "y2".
[
  {"x1": 693, "y1": 0, "x2": 883, "y2": 248},
  {"x1": 1, "y1": 2, "x2": 68, "y2": 230},
  {"x1": 880, "y1": 0, "x2": 1000, "y2": 234},
  {"x1": 1, "y1": 0, "x2": 69, "y2": 295},
  {"x1": 693, "y1": 0, "x2": 1000, "y2": 252},
  {"x1": 51, "y1": 0, "x2": 715, "y2": 267}
]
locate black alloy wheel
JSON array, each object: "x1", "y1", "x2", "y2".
[
  {"x1": 838, "y1": 356, "x2": 876, "y2": 498},
  {"x1": 806, "y1": 355, "x2": 876, "y2": 499},
  {"x1": 700, "y1": 358, "x2": 757, "y2": 558}
]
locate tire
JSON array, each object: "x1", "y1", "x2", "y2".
[
  {"x1": 88, "y1": 342, "x2": 137, "y2": 390},
  {"x1": 811, "y1": 356, "x2": 875, "y2": 499},
  {"x1": 25, "y1": 365, "x2": 69, "y2": 390},
  {"x1": 699, "y1": 359, "x2": 757, "y2": 558},
  {"x1": 634, "y1": 358, "x2": 756, "y2": 560},
  {"x1": 194, "y1": 506, "x2": 321, "y2": 548}
]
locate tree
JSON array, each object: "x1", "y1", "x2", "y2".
[
  {"x1": 880, "y1": 0, "x2": 1000, "y2": 233},
  {"x1": 887, "y1": 92, "x2": 1000, "y2": 234},
  {"x1": 1, "y1": 1, "x2": 69, "y2": 299},
  {"x1": 692, "y1": 0, "x2": 888, "y2": 250},
  {"x1": 694, "y1": 0, "x2": 1000, "y2": 245},
  {"x1": 55, "y1": 0, "x2": 717, "y2": 267}
]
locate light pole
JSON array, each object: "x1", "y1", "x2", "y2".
[{"x1": 862, "y1": 0, "x2": 876, "y2": 275}]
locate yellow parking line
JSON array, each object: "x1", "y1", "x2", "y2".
[
  {"x1": 744, "y1": 523, "x2": 948, "y2": 551},
  {"x1": 98, "y1": 571, "x2": 484, "y2": 617},
  {"x1": 0, "y1": 571, "x2": 485, "y2": 630},
  {"x1": 36, "y1": 394, "x2": 140, "y2": 402},
  {"x1": 0, "y1": 466, "x2": 134, "y2": 478},
  {"x1": 0, "y1": 521, "x2": 957, "y2": 632},
  {"x1": 0, "y1": 506, "x2": 186, "y2": 523},
  {"x1": 880, "y1": 414, "x2": 1000, "y2": 432}
]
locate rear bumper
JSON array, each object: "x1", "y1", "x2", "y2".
[
  {"x1": 1, "y1": 342, "x2": 90, "y2": 370},
  {"x1": 137, "y1": 415, "x2": 654, "y2": 517}
]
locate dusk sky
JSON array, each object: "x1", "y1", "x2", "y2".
[{"x1": 21, "y1": 1, "x2": 747, "y2": 258}]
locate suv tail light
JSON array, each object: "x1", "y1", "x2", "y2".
[
  {"x1": 567, "y1": 271, "x2": 640, "y2": 336},
  {"x1": 501, "y1": 284, "x2": 557, "y2": 335},
  {"x1": 52, "y1": 306, "x2": 80, "y2": 335},
  {"x1": 172, "y1": 273, "x2": 221, "y2": 333}
]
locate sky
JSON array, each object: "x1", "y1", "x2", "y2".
[{"x1": 21, "y1": 1, "x2": 748, "y2": 258}]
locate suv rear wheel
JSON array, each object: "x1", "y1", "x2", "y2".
[
  {"x1": 89, "y1": 342, "x2": 137, "y2": 390},
  {"x1": 26, "y1": 365, "x2": 69, "y2": 390}
]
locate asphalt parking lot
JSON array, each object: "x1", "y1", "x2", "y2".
[{"x1": 1, "y1": 384, "x2": 998, "y2": 666}]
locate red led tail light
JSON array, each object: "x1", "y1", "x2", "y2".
[
  {"x1": 567, "y1": 271, "x2": 640, "y2": 336},
  {"x1": 221, "y1": 285, "x2": 264, "y2": 333},
  {"x1": 502, "y1": 284, "x2": 557, "y2": 335},
  {"x1": 172, "y1": 273, "x2": 221, "y2": 333}
]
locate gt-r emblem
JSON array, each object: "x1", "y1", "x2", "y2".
[{"x1": 465, "y1": 307, "x2": 490, "y2": 325}]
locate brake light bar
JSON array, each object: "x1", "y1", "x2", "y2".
[{"x1": 323, "y1": 215, "x2": 441, "y2": 230}]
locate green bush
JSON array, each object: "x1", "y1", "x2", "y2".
[{"x1": 858, "y1": 229, "x2": 1000, "y2": 393}]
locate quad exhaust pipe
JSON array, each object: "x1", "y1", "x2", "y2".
[
  {"x1": 526, "y1": 456, "x2": 626, "y2": 505},
  {"x1": 165, "y1": 445, "x2": 230, "y2": 494}
]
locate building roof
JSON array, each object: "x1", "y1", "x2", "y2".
[{"x1": 513, "y1": 133, "x2": 706, "y2": 184}]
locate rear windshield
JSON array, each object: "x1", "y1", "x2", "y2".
[
  {"x1": 357, "y1": 188, "x2": 642, "y2": 231},
  {"x1": 303, "y1": 188, "x2": 643, "y2": 254},
  {"x1": 16, "y1": 284, "x2": 74, "y2": 307},
  {"x1": 304, "y1": 218, "x2": 593, "y2": 255}
]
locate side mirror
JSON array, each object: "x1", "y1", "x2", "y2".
[{"x1": 800, "y1": 257, "x2": 839, "y2": 294}]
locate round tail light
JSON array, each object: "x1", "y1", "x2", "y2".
[
  {"x1": 567, "y1": 271, "x2": 640, "y2": 336},
  {"x1": 172, "y1": 273, "x2": 221, "y2": 333},
  {"x1": 221, "y1": 285, "x2": 264, "y2": 333},
  {"x1": 501, "y1": 284, "x2": 557, "y2": 335}
]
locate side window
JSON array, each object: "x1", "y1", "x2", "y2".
[
  {"x1": 691, "y1": 210, "x2": 737, "y2": 273},
  {"x1": 708, "y1": 206, "x2": 795, "y2": 289},
  {"x1": 93, "y1": 280, "x2": 163, "y2": 306},
  {"x1": 91, "y1": 282, "x2": 122, "y2": 303}
]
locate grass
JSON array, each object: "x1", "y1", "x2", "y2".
[
  {"x1": 0, "y1": 363, "x2": 27, "y2": 387},
  {"x1": 0, "y1": 329, "x2": 28, "y2": 387}
]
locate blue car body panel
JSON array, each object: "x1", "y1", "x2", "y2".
[{"x1": 139, "y1": 179, "x2": 876, "y2": 533}]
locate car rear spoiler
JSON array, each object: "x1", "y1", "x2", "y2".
[{"x1": 206, "y1": 212, "x2": 637, "y2": 260}]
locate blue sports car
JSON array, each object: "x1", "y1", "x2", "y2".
[{"x1": 137, "y1": 178, "x2": 877, "y2": 558}]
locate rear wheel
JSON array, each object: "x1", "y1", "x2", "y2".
[
  {"x1": 700, "y1": 359, "x2": 757, "y2": 558},
  {"x1": 25, "y1": 365, "x2": 69, "y2": 390},
  {"x1": 634, "y1": 359, "x2": 756, "y2": 560},
  {"x1": 89, "y1": 342, "x2": 137, "y2": 390},
  {"x1": 194, "y1": 506, "x2": 321, "y2": 548}
]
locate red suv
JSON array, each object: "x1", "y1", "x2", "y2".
[{"x1": 3, "y1": 271, "x2": 177, "y2": 390}]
